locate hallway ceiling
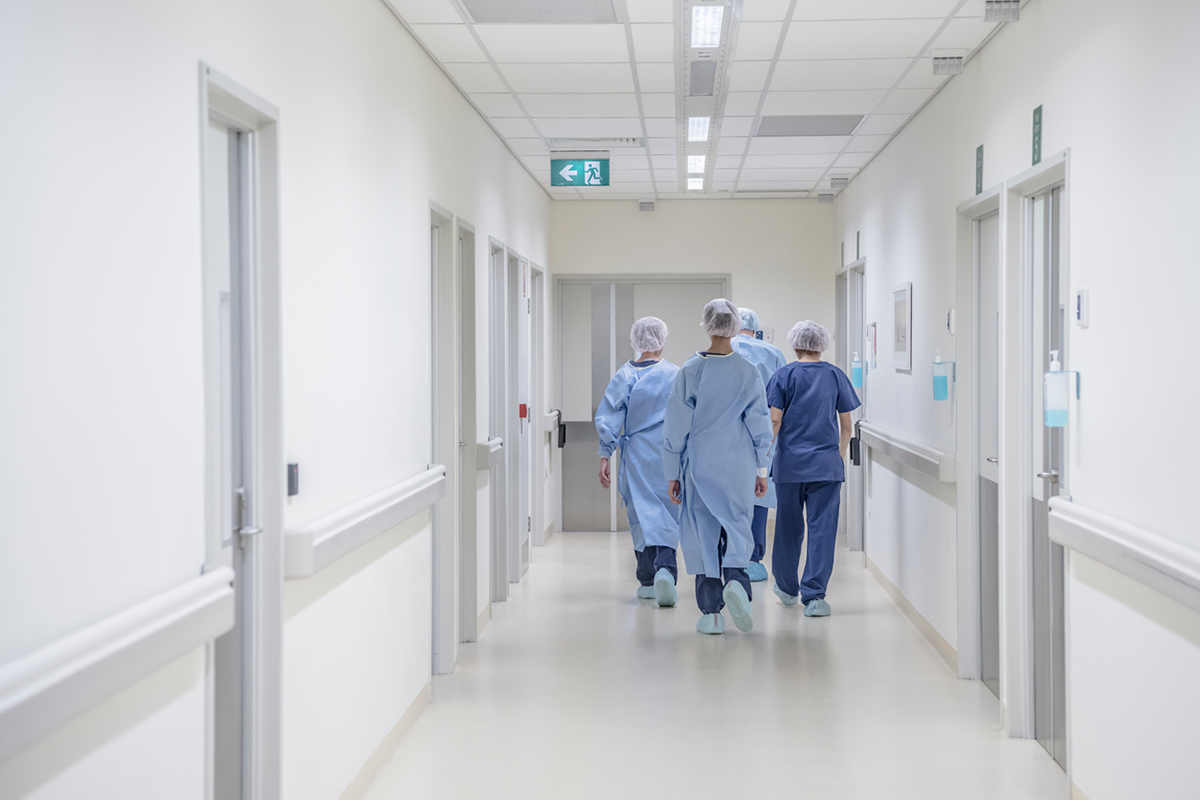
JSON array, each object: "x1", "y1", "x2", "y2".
[{"x1": 384, "y1": 0, "x2": 1008, "y2": 200}]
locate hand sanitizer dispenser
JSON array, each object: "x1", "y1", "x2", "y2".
[
  {"x1": 1044, "y1": 350, "x2": 1070, "y2": 427},
  {"x1": 932, "y1": 350, "x2": 953, "y2": 401},
  {"x1": 851, "y1": 351, "x2": 864, "y2": 388}
]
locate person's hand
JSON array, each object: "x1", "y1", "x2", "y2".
[
  {"x1": 599, "y1": 457, "x2": 611, "y2": 489},
  {"x1": 755, "y1": 476, "x2": 768, "y2": 498},
  {"x1": 669, "y1": 480, "x2": 682, "y2": 505}
]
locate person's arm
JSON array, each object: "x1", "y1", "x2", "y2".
[
  {"x1": 662, "y1": 369, "x2": 693, "y2": 505},
  {"x1": 770, "y1": 407, "x2": 783, "y2": 442},
  {"x1": 595, "y1": 373, "x2": 628, "y2": 487},
  {"x1": 839, "y1": 411, "x2": 853, "y2": 460}
]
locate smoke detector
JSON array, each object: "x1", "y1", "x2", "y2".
[{"x1": 984, "y1": 0, "x2": 1019, "y2": 22}]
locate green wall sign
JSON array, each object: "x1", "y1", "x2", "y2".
[
  {"x1": 1032, "y1": 105, "x2": 1043, "y2": 165},
  {"x1": 551, "y1": 158, "x2": 610, "y2": 186},
  {"x1": 976, "y1": 144, "x2": 984, "y2": 195}
]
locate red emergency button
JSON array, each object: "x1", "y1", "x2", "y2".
[{"x1": 519, "y1": 403, "x2": 528, "y2": 418}]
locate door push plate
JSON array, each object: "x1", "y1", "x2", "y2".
[{"x1": 849, "y1": 437, "x2": 861, "y2": 466}]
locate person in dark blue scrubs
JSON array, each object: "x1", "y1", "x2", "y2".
[{"x1": 766, "y1": 320, "x2": 860, "y2": 617}]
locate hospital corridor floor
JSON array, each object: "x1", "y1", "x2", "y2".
[{"x1": 363, "y1": 531, "x2": 1068, "y2": 799}]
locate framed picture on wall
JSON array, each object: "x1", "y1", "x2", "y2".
[{"x1": 893, "y1": 281, "x2": 912, "y2": 372}]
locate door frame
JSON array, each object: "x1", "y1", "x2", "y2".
[
  {"x1": 456, "y1": 219, "x2": 479, "y2": 642},
  {"x1": 529, "y1": 265, "x2": 547, "y2": 547},
  {"x1": 488, "y1": 238, "x2": 510, "y2": 602},
  {"x1": 998, "y1": 149, "x2": 1071, "y2": 740},
  {"x1": 954, "y1": 184, "x2": 1003, "y2": 682},
  {"x1": 834, "y1": 258, "x2": 866, "y2": 553},
  {"x1": 505, "y1": 250, "x2": 525, "y2": 583},
  {"x1": 199, "y1": 63, "x2": 284, "y2": 800}
]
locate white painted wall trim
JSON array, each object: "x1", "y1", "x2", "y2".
[
  {"x1": 0, "y1": 567, "x2": 235, "y2": 764},
  {"x1": 1050, "y1": 498, "x2": 1200, "y2": 615},
  {"x1": 284, "y1": 467, "x2": 446, "y2": 579},
  {"x1": 476, "y1": 437, "x2": 503, "y2": 470},
  {"x1": 859, "y1": 421, "x2": 957, "y2": 483}
]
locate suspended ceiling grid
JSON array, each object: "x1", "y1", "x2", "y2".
[{"x1": 384, "y1": 0, "x2": 1009, "y2": 200}]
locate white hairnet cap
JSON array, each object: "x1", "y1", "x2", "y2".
[
  {"x1": 738, "y1": 307, "x2": 760, "y2": 332},
  {"x1": 702, "y1": 298, "x2": 742, "y2": 338},
  {"x1": 787, "y1": 320, "x2": 832, "y2": 352},
  {"x1": 630, "y1": 316, "x2": 668, "y2": 353}
]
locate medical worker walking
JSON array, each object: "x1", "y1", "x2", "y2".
[
  {"x1": 596, "y1": 317, "x2": 682, "y2": 608},
  {"x1": 663, "y1": 299, "x2": 773, "y2": 635},
  {"x1": 767, "y1": 321, "x2": 860, "y2": 617},
  {"x1": 731, "y1": 307, "x2": 787, "y2": 583}
]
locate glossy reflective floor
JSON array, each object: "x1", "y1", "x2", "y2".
[{"x1": 364, "y1": 530, "x2": 1068, "y2": 799}]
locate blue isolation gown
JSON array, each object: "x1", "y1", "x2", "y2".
[
  {"x1": 731, "y1": 335, "x2": 787, "y2": 510},
  {"x1": 595, "y1": 359, "x2": 682, "y2": 551},
  {"x1": 662, "y1": 352, "x2": 774, "y2": 578}
]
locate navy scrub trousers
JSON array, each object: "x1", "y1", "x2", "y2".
[
  {"x1": 635, "y1": 546, "x2": 678, "y2": 586},
  {"x1": 772, "y1": 481, "x2": 841, "y2": 602},
  {"x1": 694, "y1": 528, "x2": 752, "y2": 613},
  {"x1": 750, "y1": 505, "x2": 769, "y2": 563}
]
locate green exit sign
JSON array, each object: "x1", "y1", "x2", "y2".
[{"x1": 551, "y1": 158, "x2": 609, "y2": 186}]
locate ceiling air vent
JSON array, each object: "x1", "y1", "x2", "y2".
[
  {"x1": 546, "y1": 137, "x2": 644, "y2": 150},
  {"x1": 818, "y1": 193, "x2": 836, "y2": 204},
  {"x1": 830, "y1": 176, "x2": 849, "y2": 189},
  {"x1": 461, "y1": 0, "x2": 617, "y2": 24},
  {"x1": 983, "y1": 0, "x2": 1020, "y2": 22},
  {"x1": 932, "y1": 49, "x2": 965, "y2": 75},
  {"x1": 689, "y1": 60, "x2": 717, "y2": 97},
  {"x1": 756, "y1": 115, "x2": 864, "y2": 137},
  {"x1": 639, "y1": 200, "x2": 655, "y2": 212}
]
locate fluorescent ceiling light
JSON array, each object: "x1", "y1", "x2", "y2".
[
  {"x1": 691, "y1": 5, "x2": 724, "y2": 48},
  {"x1": 688, "y1": 178, "x2": 704, "y2": 190},
  {"x1": 687, "y1": 155, "x2": 706, "y2": 173},
  {"x1": 688, "y1": 116, "x2": 711, "y2": 142}
]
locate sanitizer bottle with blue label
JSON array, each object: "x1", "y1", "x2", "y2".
[
  {"x1": 1044, "y1": 350, "x2": 1069, "y2": 427},
  {"x1": 851, "y1": 351, "x2": 864, "y2": 388},
  {"x1": 932, "y1": 350, "x2": 951, "y2": 401}
]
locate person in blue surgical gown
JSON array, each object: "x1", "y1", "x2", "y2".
[
  {"x1": 767, "y1": 320, "x2": 860, "y2": 618},
  {"x1": 731, "y1": 307, "x2": 787, "y2": 583},
  {"x1": 596, "y1": 317, "x2": 682, "y2": 608},
  {"x1": 663, "y1": 299, "x2": 773, "y2": 635}
]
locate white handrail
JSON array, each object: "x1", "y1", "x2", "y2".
[
  {"x1": 1049, "y1": 498, "x2": 1200, "y2": 615},
  {"x1": 0, "y1": 567, "x2": 235, "y2": 764},
  {"x1": 858, "y1": 421, "x2": 957, "y2": 483},
  {"x1": 285, "y1": 466, "x2": 446, "y2": 579},
  {"x1": 543, "y1": 410, "x2": 561, "y2": 433},
  {"x1": 476, "y1": 437, "x2": 503, "y2": 470}
]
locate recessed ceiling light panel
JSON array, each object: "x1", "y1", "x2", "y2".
[
  {"x1": 691, "y1": 4, "x2": 724, "y2": 48},
  {"x1": 461, "y1": 0, "x2": 618, "y2": 24},
  {"x1": 688, "y1": 117, "x2": 711, "y2": 142},
  {"x1": 687, "y1": 155, "x2": 706, "y2": 173},
  {"x1": 688, "y1": 178, "x2": 704, "y2": 191},
  {"x1": 756, "y1": 115, "x2": 864, "y2": 137}
]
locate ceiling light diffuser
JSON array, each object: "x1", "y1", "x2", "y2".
[
  {"x1": 687, "y1": 155, "x2": 706, "y2": 173},
  {"x1": 688, "y1": 117, "x2": 711, "y2": 142},
  {"x1": 688, "y1": 178, "x2": 704, "y2": 190},
  {"x1": 691, "y1": 5, "x2": 724, "y2": 48}
]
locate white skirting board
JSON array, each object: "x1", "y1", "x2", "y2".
[
  {"x1": 477, "y1": 604, "x2": 491, "y2": 639},
  {"x1": 335, "y1": 682, "x2": 430, "y2": 800},
  {"x1": 0, "y1": 567, "x2": 235, "y2": 763},
  {"x1": 865, "y1": 556, "x2": 958, "y2": 673},
  {"x1": 285, "y1": 466, "x2": 446, "y2": 579}
]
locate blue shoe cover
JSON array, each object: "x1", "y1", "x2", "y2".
[
  {"x1": 773, "y1": 584, "x2": 799, "y2": 607},
  {"x1": 696, "y1": 613, "x2": 725, "y2": 635},
  {"x1": 653, "y1": 568, "x2": 677, "y2": 607},
  {"x1": 722, "y1": 581, "x2": 754, "y2": 632},
  {"x1": 747, "y1": 562, "x2": 768, "y2": 582},
  {"x1": 804, "y1": 598, "x2": 831, "y2": 617},
  {"x1": 637, "y1": 585, "x2": 656, "y2": 600}
]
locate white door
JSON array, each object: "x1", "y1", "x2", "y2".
[
  {"x1": 516, "y1": 260, "x2": 532, "y2": 576},
  {"x1": 488, "y1": 247, "x2": 509, "y2": 601},
  {"x1": 975, "y1": 211, "x2": 1001, "y2": 698},
  {"x1": 844, "y1": 265, "x2": 866, "y2": 551}
]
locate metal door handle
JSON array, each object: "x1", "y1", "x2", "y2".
[
  {"x1": 986, "y1": 457, "x2": 999, "y2": 463},
  {"x1": 459, "y1": 442, "x2": 467, "y2": 447},
  {"x1": 239, "y1": 526, "x2": 263, "y2": 537},
  {"x1": 1036, "y1": 470, "x2": 1059, "y2": 483}
]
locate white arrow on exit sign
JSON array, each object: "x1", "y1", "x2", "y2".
[{"x1": 558, "y1": 163, "x2": 578, "y2": 182}]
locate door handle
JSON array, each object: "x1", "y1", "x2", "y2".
[
  {"x1": 1036, "y1": 470, "x2": 1059, "y2": 483},
  {"x1": 237, "y1": 526, "x2": 263, "y2": 548},
  {"x1": 459, "y1": 442, "x2": 467, "y2": 447},
  {"x1": 986, "y1": 457, "x2": 999, "y2": 463}
]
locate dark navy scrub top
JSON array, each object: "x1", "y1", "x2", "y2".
[{"x1": 766, "y1": 361, "x2": 861, "y2": 483}]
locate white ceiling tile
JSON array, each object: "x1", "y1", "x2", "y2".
[
  {"x1": 771, "y1": 59, "x2": 909, "y2": 91},
  {"x1": 728, "y1": 61, "x2": 771, "y2": 92},
  {"x1": 792, "y1": 0, "x2": 960, "y2": 20},
  {"x1": 742, "y1": 0, "x2": 794, "y2": 21},
  {"x1": 898, "y1": 60, "x2": 951, "y2": 90},
  {"x1": 521, "y1": 93, "x2": 639, "y2": 117},
  {"x1": 648, "y1": 138, "x2": 676, "y2": 154},
  {"x1": 654, "y1": 169, "x2": 679, "y2": 182},
  {"x1": 738, "y1": 167, "x2": 830, "y2": 180},
  {"x1": 474, "y1": 24, "x2": 629, "y2": 62},
  {"x1": 742, "y1": 153, "x2": 836, "y2": 168},
  {"x1": 747, "y1": 136, "x2": 849, "y2": 154},
  {"x1": 713, "y1": 181, "x2": 736, "y2": 190},
  {"x1": 714, "y1": 169, "x2": 740, "y2": 181},
  {"x1": 649, "y1": 154, "x2": 676, "y2": 169},
  {"x1": 933, "y1": 17, "x2": 999, "y2": 52},
  {"x1": 626, "y1": 0, "x2": 674, "y2": 23},
  {"x1": 610, "y1": 170, "x2": 653, "y2": 182},
  {"x1": 610, "y1": 154, "x2": 651, "y2": 169},
  {"x1": 844, "y1": 134, "x2": 891, "y2": 152},
  {"x1": 643, "y1": 118, "x2": 677, "y2": 137},
  {"x1": 835, "y1": 152, "x2": 875, "y2": 168},
  {"x1": 717, "y1": 117, "x2": 755, "y2": 137},
  {"x1": 490, "y1": 117, "x2": 540, "y2": 137},
  {"x1": 499, "y1": 63, "x2": 635, "y2": 92},
  {"x1": 723, "y1": 92, "x2": 762, "y2": 116},
  {"x1": 383, "y1": 0, "x2": 461, "y2": 23},
  {"x1": 604, "y1": 183, "x2": 655, "y2": 192},
  {"x1": 641, "y1": 93, "x2": 676, "y2": 117},
  {"x1": 444, "y1": 62, "x2": 508, "y2": 92},
  {"x1": 856, "y1": 114, "x2": 909, "y2": 135},
  {"x1": 412, "y1": 24, "x2": 488, "y2": 62},
  {"x1": 631, "y1": 23, "x2": 675, "y2": 62},
  {"x1": 878, "y1": 88, "x2": 935, "y2": 115},
  {"x1": 762, "y1": 89, "x2": 886, "y2": 115},
  {"x1": 471, "y1": 93, "x2": 525, "y2": 117},
  {"x1": 734, "y1": 22, "x2": 785, "y2": 60},
  {"x1": 535, "y1": 117, "x2": 644, "y2": 137},
  {"x1": 637, "y1": 62, "x2": 676, "y2": 92},
  {"x1": 715, "y1": 155, "x2": 742, "y2": 168},
  {"x1": 781, "y1": 19, "x2": 943, "y2": 60},
  {"x1": 717, "y1": 137, "x2": 748, "y2": 155},
  {"x1": 507, "y1": 138, "x2": 550, "y2": 155},
  {"x1": 738, "y1": 182, "x2": 817, "y2": 191}
]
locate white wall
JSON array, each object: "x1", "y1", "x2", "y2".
[
  {"x1": 836, "y1": 0, "x2": 1200, "y2": 793},
  {"x1": 0, "y1": 0, "x2": 550, "y2": 796}
]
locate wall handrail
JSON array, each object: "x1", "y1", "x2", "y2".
[
  {"x1": 0, "y1": 567, "x2": 235, "y2": 764},
  {"x1": 476, "y1": 437, "x2": 503, "y2": 470},
  {"x1": 858, "y1": 421, "x2": 957, "y2": 483},
  {"x1": 285, "y1": 466, "x2": 446, "y2": 579},
  {"x1": 1049, "y1": 498, "x2": 1200, "y2": 615},
  {"x1": 543, "y1": 409, "x2": 561, "y2": 433}
]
